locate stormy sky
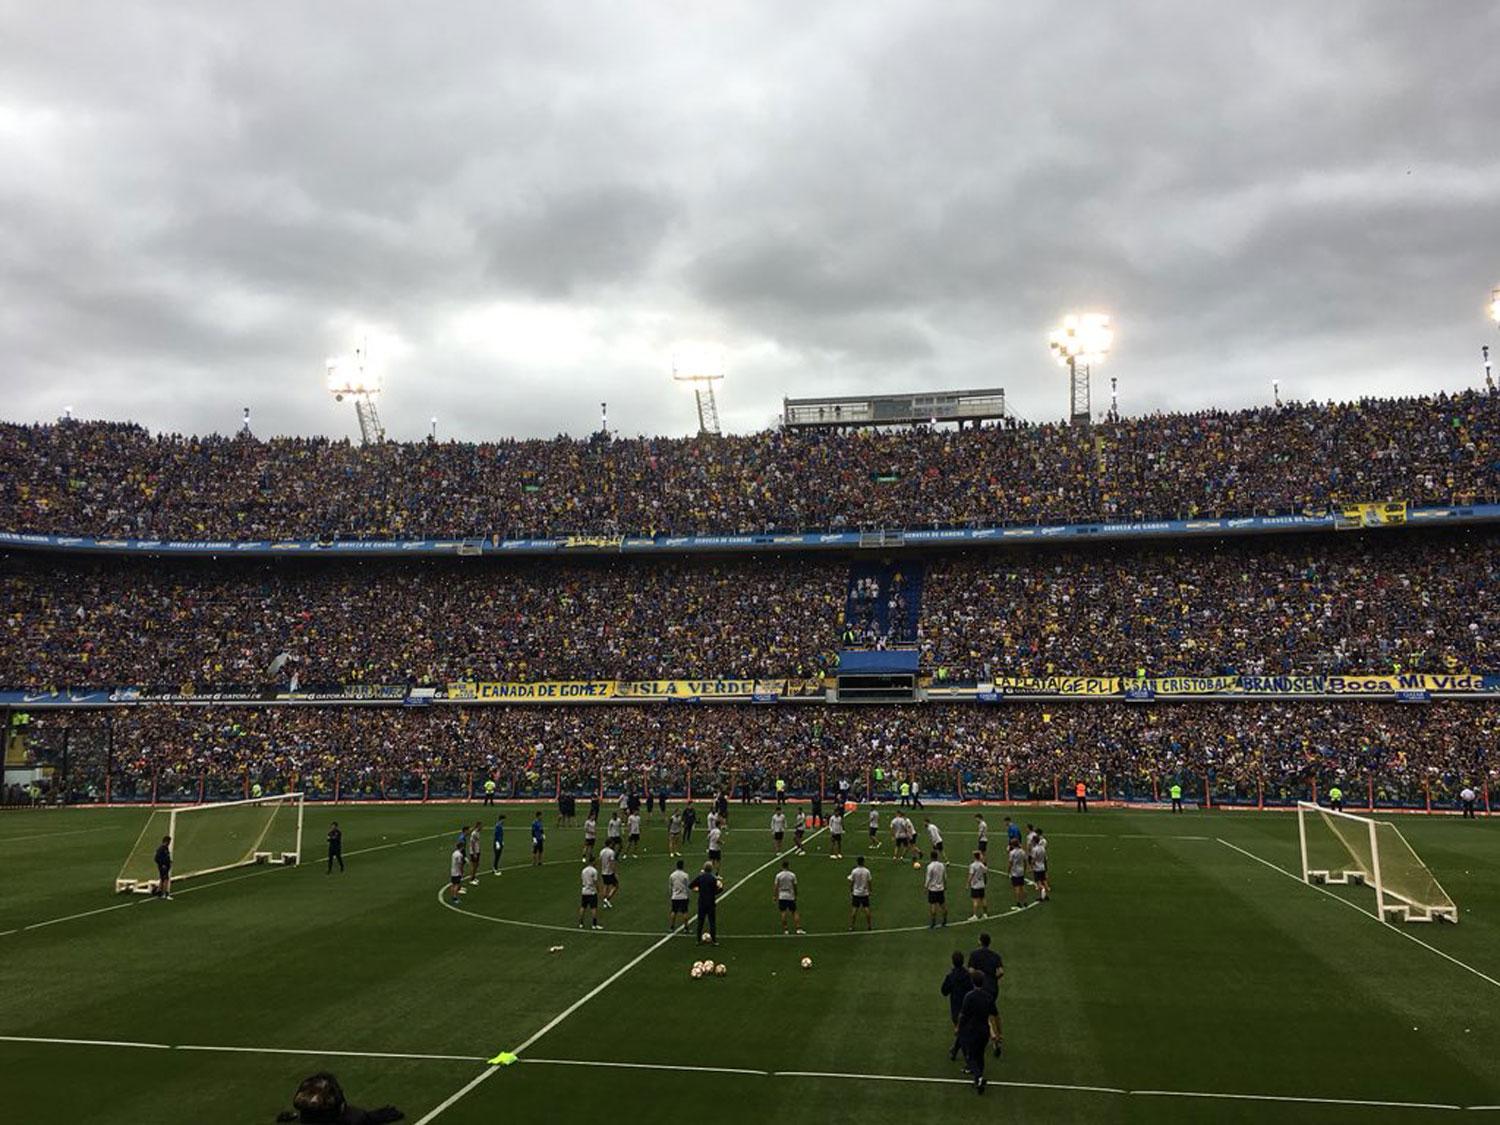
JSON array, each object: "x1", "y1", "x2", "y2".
[{"x1": 2, "y1": 1, "x2": 1498, "y2": 442}]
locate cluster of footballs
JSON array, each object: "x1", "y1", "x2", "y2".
[{"x1": 687, "y1": 955, "x2": 813, "y2": 978}]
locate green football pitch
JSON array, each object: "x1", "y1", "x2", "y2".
[{"x1": 1, "y1": 803, "x2": 1497, "y2": 1124}]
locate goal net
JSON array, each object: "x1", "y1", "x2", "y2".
[
  {"x1": 1296, "y1": 801, "x2": 1457, "y2": 923},
  {"x1": 115, "y1": 793, "x2": 304, "y2": 894}
]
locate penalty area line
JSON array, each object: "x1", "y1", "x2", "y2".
[
  {"x1": 1216, "y1": 838, "x2": 1500, "y2": 993},
  {"x1": 0, "y1": 829, "x2": 453, "y2": 940}
]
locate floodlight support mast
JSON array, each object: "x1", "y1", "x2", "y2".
[
  {"x1": 1068, "y1": 357, "x2": 1091, "y2": 427},
  {"x1": 1049, "y1": 313, "x2": 1112, "y2": 427},
  {"x1": 673, "y1": 369, "x2": 724, "y2": 436},
  {"x1": 326, "y1": 338, "x2": 386, "y2": 445}
]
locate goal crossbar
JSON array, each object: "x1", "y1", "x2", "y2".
[
  {"x1": 1296, "y1": 801, "x2": 1457, "y2": 923},
  {"x1": 115, "y1": 792, "x2": 304, "y2": 894}
]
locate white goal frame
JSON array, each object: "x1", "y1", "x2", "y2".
[
  {"x1": 115, "y1": 792, "x2": 304, "y2": 894},
  {"x1": 1296, "y1": 801, "x2": 1457, "y2": 923}
]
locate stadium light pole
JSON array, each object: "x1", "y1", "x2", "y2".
[
  {"x1": 1488, "y1": 286, "x2": 1500, "y2": 393},
  {"x1": 1048, "y1": 313, "x2": 1112, "y2": 426},
  {"x1": 429, "y1": 415, "x2": 438, "y2": 440},
  {"x1": 1273, "y1": 379, "x2": 1282, "y2": 408}
]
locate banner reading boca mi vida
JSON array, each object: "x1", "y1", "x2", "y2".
[{"x1": 936, "y1": 672, "x2": 1500, "y2": 700}]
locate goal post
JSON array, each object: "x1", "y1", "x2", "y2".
[
  {"x1": 115, "y1": 793, "x2": 304, "y2": 894},
  {"x1": 1296, "y1": 801, "x2": 1457, "y2": 923}
]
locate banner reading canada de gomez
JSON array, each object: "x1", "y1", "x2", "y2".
[{"x1": 443, "y1": 679, "x2": 769, "y2": 703}]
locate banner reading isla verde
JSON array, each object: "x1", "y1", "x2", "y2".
[{"x1": 444, "y1": 678, "x2": 823, "y2": 703}]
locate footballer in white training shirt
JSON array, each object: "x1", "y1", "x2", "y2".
[
  {"x1": 925, "y1": 850, "x2": 948, "y2": 928},
  {"x1": 773, "y1": 860, "x2": 804, "y2": 934},
  {"x1": 968, "y1": 851, "x2": 989, "y2": 918},
  {"x1": 848, "y1": 857, "x2": 874, "y2": 930},
  {"x1": 579, "y1": 861, "x2": 602, "y2": 929},
  {"x1": 668, "y1": 859, "x2": 691, "y2": 931},
  {"x1": 598, "y1": 844, "x2": 620, "y2": 907}
]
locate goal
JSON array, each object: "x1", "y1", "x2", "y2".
[
  {"x1": 1296, "y1": 801, "x2": 1457, "y2": 923},
  {"x1": 115, "y1": 793, "x2": 304, "y2": 894}
]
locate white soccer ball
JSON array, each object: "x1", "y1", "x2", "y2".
[
  {"x1": 714, "y1": 963, "x2": 727, "y2": 977},
  {"x1": 692, "y1": 960, "x2": 704, "y2": 972},
  {"x1": 700, "y1": 932, "x2": 713, "y2": 944},
  {"x1": 800, "y1": 956, "x2": 812, "y2": 970},
  {"x1": 702, "y1": 960, "x2": 715, "y2": 973},
  {"x1": 690, "y1": 965, "x2": 703, "y2": 979}
]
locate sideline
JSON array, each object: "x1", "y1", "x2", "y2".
[{"x1": 0, "y1": 1036, "x2": 1480, "y2": 1111}]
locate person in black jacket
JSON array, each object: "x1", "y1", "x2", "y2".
[
  {"x1": 276, "y1": 1072, "x2": 402, "y2": 1123},
  {"x1": 940, "y1": 950, "x2": 973, "y2": 1060},
  {"x1": 153, "y1": 836, "x2": 173, "y2": 899}
]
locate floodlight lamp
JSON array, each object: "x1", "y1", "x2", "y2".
[
  {"x1": 671, "y1": 342, "x2": 726, "y2": 383},
  {"x1": 325, "y1": 355, "x2": 381, "y2": 396},
  {"x1": 1048, "y1": 312, "x2": 1112, "y2": 367}
]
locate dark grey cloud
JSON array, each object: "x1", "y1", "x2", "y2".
[{"x1": 0, "y1": 0, "x2": 1497, "y2": 441}]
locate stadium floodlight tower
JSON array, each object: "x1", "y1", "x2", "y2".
[
  {"x1": 672, "y1": 345, "x2": 725, "y2": 436},
  {"x1": 1048, "y1": 312, "x2": 1112, "y2": 426},
  {"x1": 325, "y1": 340, "x2": 385, "y2": 445}
]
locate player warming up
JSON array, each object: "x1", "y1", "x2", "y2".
[
  {"x1": 848, "y1": 856, "x2": 873, "y2": 930},
  {"x1": 599, "y1": 843, "x2": 620, "y2": 908},
  {"x1": 1008, "y1": 839, "x2": 1028, "y2": 908},
  {"x1": 926, "y1": 850, "x2": 948, "y2": 928},
  {"x1": 775, "y1": 859, "x2": 805, "y2": 934},
  {"x1": 967, "y1": 851, "x2": 988, "y2": 919},
  {"x1": 828, "y1": 810, "x2": 844, "y2": 859},
  {"x1": 668, "y1": 859, "x2": 691, "y2": 932},
  {"x1": 531, "y1": 814, "x2": 545, "y2": 865},
  {"x1": 448, "y1": 842, "x2": 466, "y2": 905},
  {"x1": 690, "y1": 861, "x2": 723, "y2": 944},
  {"x1": 579, "y1": 859, "x2": 602, "y2": 930}
]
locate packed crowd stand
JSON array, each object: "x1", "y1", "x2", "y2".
[
  {"x1": 0, "y1": 555, "x2": 844, "y2": 689},
  {"x1": 8, "y1": 701, "x2": 1493, "y2": 811},
  {"x1": 1, "y1": 531, "x2": 1494, "y2": 691},
  {"x1": 3, "y1": 389, "x2": 1498, "y2": 541}
]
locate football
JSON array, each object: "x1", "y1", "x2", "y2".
[
  {"x1": 690, "y1": 965, "x2": 703, "y2": 979},
  {"x1": 700, "y1": 931, "x2": 713, "y2": 944},
  {"x1": 715, "y1": 964, "x2": 727, "y2": 977},
  {"x1": 800, "y1": 956, "x2": 812, "y2": 970},
  {"x1": 912, "y1": 860, "x2": 921, "y2": 868},
  {"x1": 702, "y1": 960, "x2": 715, "y2": 973}
]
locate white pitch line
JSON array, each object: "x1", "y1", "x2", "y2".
[
  {"x1": 413, "y1": 828, "x2": 829, "y2": 1125},
  {"x1": 1131, "y1": 1088, "x2": 1463, "y2": 1111},
  {"x1": 775, "y1": 1070, "x2": 1125, "y2": 1094},
  {"x1": 523, "y1": 1057, "x2": 768, "y2": 1077},
  {"x1": 2, "y1": 1037, "x2": 1491, "y2": 1110},
  {"x1": 0, "y1": 1034, "x2": 171, "y2": 1051},
  {"x1": 1, "y1": 829, "x2": 452, "y2": 939},
  {"x1": 0, "y1": 825, "x2": 117, "y2": 846},
  {"x1": 0, "y1": 1034, "x2": 484, "y2": 1063},
  {"x1": 176, "y1": 1044, "x2": 486, "y2": 1063},
  {"x1": 1216, "y1": 838, "x2": 1500, "y2": 993}
]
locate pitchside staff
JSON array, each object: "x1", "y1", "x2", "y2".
[{"x1": 326, "y1": 822, "x2": 344, "y2": 873}]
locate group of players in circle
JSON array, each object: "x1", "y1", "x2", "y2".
[{"x1": 445, "y1": 798, "x2": 1053, "y2": 936}]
